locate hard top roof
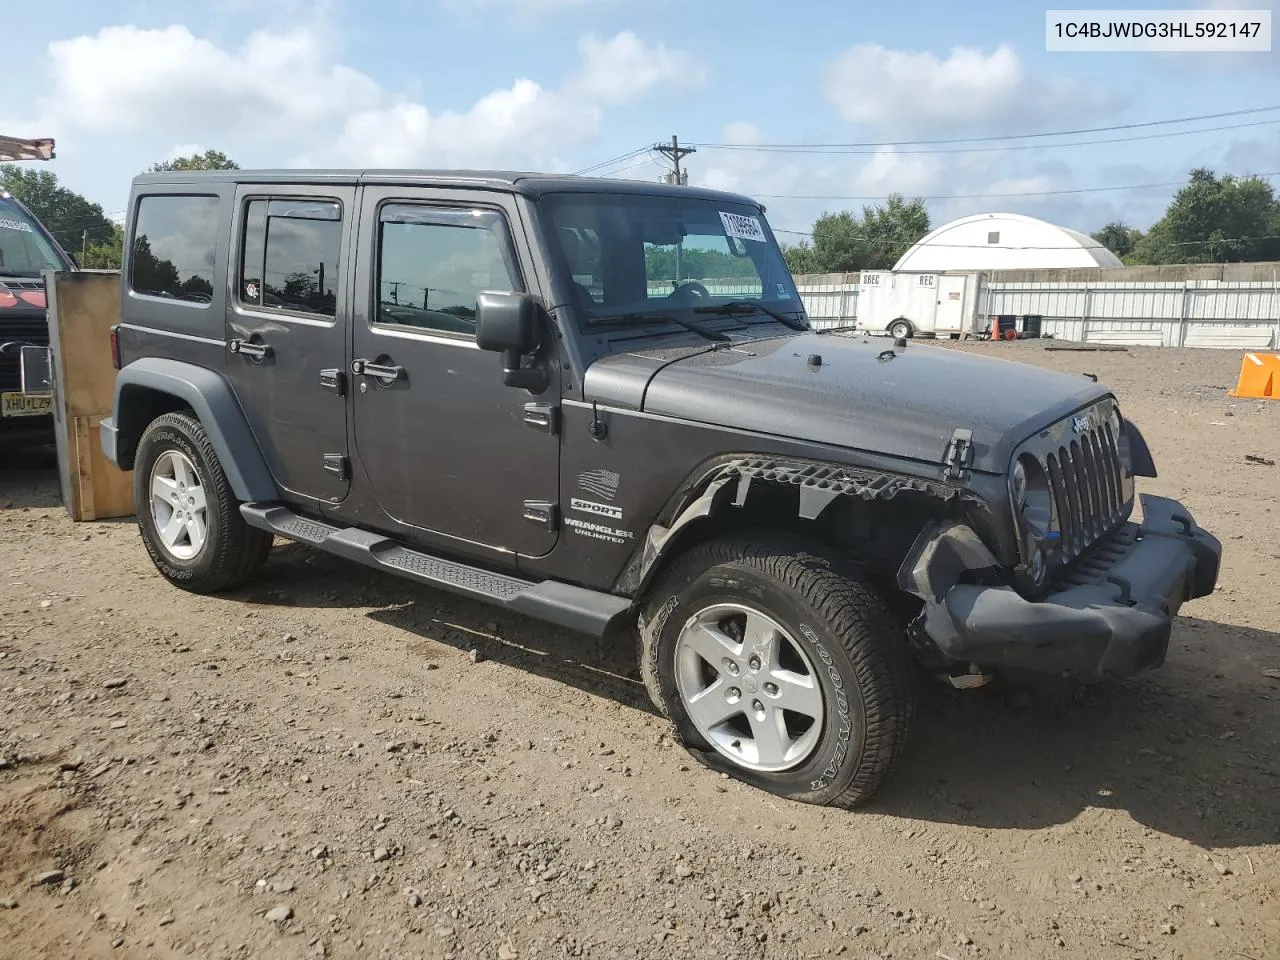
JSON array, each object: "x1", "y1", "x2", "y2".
[{"x1": 130, "y1": 169, "x2": 762, "y2": 208}]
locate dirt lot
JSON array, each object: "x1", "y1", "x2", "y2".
[{"x1": 1, "y1": 340, "x2": 1278, "y2": 960}]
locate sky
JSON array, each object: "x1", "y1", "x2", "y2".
[{"x1": 3, "y1": 0, "x2": 1278, "y2": 242}]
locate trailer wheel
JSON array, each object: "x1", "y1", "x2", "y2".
[{"x1": 888, "y1": 319, "x2": 913, "y2": 340}]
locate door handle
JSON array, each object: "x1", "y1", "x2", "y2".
[
  {"x1": 352, "y1": 358, "x2": 404, "y2": 382},
  {"x1": 228, "y1": 338, "x2": 272, "y2": 360}
]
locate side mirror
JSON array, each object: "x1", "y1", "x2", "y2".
[{"x1": 476, "y1": 290, "x2": 547, "y2": 392}]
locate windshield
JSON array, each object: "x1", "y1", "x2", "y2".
[
  {"x1": 0, "y1": 195, "x2": 69, "y2": 277},
  {"x1": 541, "y1": 192, "x2": 802, "y2": 326}
]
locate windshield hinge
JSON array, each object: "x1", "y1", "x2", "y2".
[
  {"x1": 320, "y1": 368, "x2": 346, "y2": 395},
  {"x1": 322, "y1": 454, "x2": 350, "y2": 480},
  {"x1": 523, "y1": 500, "x2": 558, "y2": 530},
  {"x1": 943, "y1": 428, "x2": 974, "y2": 482},
  {"x1": 523, "y1": 402, "x2": 559, "y2": 435}
]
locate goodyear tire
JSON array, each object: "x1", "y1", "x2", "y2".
[
  {"x1": 134, "y1": 411, "x2": 272, "y2": 594},
  {"x1": 638, "y1": 534, "x2": 916, "y2": 807}
]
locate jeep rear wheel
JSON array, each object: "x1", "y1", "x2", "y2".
[
  {"x1": 134, "y1": 412, "x2": 272, "y2": 594},
  {"x1": 638, "y1": 534, "x2": 916, "y2": 807}
]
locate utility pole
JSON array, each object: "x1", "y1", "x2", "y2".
[
  {"x1": 82, "y1": 229, "x2": 88, "y2": 262},
  {"x1": 653, "y1": 135, "x2": 694, "y2": 186}
]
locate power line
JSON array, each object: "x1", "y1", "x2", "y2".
[
  {"x1": 692, "y1": 116, "x2": 1280, "y2": 157},
  {"x1": 573, "y1": 146, "x2": 651, "y2": 177},
  {"x1": 751, "y1": 170, "x2": 1280, "y2": 202},
  {"x1": 693, "y1": 104, "x2": 1280, "y2": 151},
  {"x1": 605, "y1": 153, "x2": 665, "y2": 179}
]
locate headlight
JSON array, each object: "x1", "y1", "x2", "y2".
[
  {"x1": 1108, "y1": 406, "x2": 1121, "y2": 439},
  {"x1": 1010, "y1": 459, "x2": 1028, "y2": 509}
]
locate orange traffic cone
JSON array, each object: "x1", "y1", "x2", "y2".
[{"x1": 1228, "y1": 353, "x2": 1280, "y2": 399}]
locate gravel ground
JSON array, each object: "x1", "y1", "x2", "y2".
[{"x1": 1, "y1": 340, "x2": 1278, "y2": 960}]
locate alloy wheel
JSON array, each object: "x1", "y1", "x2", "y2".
[{"x1": 673, "y1": 603, "x2": 825, "y2": 772}]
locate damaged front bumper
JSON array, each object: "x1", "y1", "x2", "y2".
[{"x1": 898, "y1": 495, "x2": 1222, "y2": 679}]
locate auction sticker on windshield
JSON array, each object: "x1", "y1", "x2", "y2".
[{"x1": 720, "y1": 212, "x2": 767, "y2": 243}]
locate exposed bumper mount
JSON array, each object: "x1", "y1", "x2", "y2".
[{"x1": 898, "y1": 495, "x2": 1222, "y2": 679}]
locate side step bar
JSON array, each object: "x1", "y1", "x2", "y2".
[{"x1": 240, "y1": 504, "x2": 633, "y2": 638}]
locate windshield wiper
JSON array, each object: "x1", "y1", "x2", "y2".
[
  {"x1": 594, "y1": 310, "x2": 731, "y2": 343},
  {"x1": 693, "y1": 299, "x2": 807, "y2": 332}
]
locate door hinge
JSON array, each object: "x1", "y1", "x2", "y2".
[
  {"x1": 522, "y1": 500, "x2": 558, "y2": 530},
  {"x1": 322, "y1": 454, "x2": 350, "y2": 480},
  {"x1": 522, "y1": 402, "x2": 559, "y2": 435},
  {"x1": 943, "y1": 428, "x2": 974, "y2": 482},
  {"x1": 320, "y1": 368, "x2": 346, "y2": 395}
]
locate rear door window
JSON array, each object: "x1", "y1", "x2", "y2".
[
  {"x1": 129, "y1": 195, "x2": 219, "y2": 305},
  {"x1": 238, "y1": 198, "x2": 342, "y2": 318}
]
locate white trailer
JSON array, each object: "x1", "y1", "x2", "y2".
[{"x1": 853, "y1": 270, "x2": 984, "y2": 339}]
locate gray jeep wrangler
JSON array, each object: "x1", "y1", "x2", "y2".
[{"x1": 102, "y1": 169, "x2": 1221, "y2": 807}]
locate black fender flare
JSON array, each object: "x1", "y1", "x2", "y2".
[
  {"x1": 102, "y1": 357, "x2": 278, "y2": 502},
  {"x1": 1120, "y1": 418, "x2": 1157, "y2": 478},
  {"x1": 614, "y1": 454, "x2": 973, "y2": 598}
]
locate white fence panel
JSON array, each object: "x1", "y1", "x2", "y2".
[
  {"x1": 796, "y1": 280, "x2": 857, "y2": 330},
  {"x1": 630, "y1": 272, "x2": 1279, "y2": 348},
  {"x1": 980, "y1": 278, "x2": 1280, "y2": 350},
  {"x1": 1183, "y1": 323, "x2": 1276, "y2": 349}
]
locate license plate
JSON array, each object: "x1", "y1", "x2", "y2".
[{"x1": 1, "y1": 391, "x2": 52, "y2": 418}]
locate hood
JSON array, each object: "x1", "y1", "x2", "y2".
[{"x1": 583, "y1": 333, "x2": 1109, "y2": 473}]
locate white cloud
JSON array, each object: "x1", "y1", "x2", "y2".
[
  {"x1": 322, "y1": 81, "x2": 601, "y2": 169},
  {"x1": 163, "y1": 143, "x2": 208, "y2": 161},
  {"x1": 569, "y1": 31, "x2": 706, "y2": 106},
  {"x1": 46, "y1": 25, "x2": 380, "y2": 135},
  {"x1": 29, "y1": 23, "x2": 693, "y2": 179},
  {"x1": 1221, "y1": 131, "x2": 1280, "y2": 173},
  {"x1": 822, "y1": 42, "x2": 1117, "y2": 134},
  {"x1": 438, "y1": 0, "x2": 617, "y2": 22}
]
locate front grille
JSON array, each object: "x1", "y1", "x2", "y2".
[
  {"x1": 1012, "y1": 399, "x2": 1134, "y2": 580},
  {"x1": 1044, "y1": 417, "x2": 1127, "y2": 560},
  {"x1": 0, "y1": 319, "x2": 50, "y2": 392}
]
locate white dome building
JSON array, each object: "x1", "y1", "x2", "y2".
[{"x1": 893, "y1": 212, "x2": 1123, "y2": 272}]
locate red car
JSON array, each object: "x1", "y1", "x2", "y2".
[{"x1": 0, "y1": 189, "x2": 76, "y2": 446}]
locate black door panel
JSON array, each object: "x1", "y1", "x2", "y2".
[
  {"x1": 347, "y1": 188, "x2": 560, "y2": 557},
  {"x1": 226, "y1": 187, "x2": 355, "y2": 505}
]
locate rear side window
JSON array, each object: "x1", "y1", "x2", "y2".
[
  {"x1": 129, "y1": 195, "x2": 219, "y2": 304},
  {"x1": 239, "y1": 198, "x2": 342, "y2": 318}
]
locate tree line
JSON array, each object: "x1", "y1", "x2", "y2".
[
  {"x1": 778, "y1": 168, "x2": 1280, "y2": 274},
  {"x1": 0, "y1": 150, "x2": 237, "y2": 270}
]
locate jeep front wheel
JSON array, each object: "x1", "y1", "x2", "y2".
[
  {"x1": 134, "y1": 411, "x2": 272, "y2": 593},
  {"x1": 638, "y1": 535, "x2": 916, "y2": 807}
]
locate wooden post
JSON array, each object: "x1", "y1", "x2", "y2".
[{"x1": 44, "y1": 270, "x2": 134, "y2": 521}]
